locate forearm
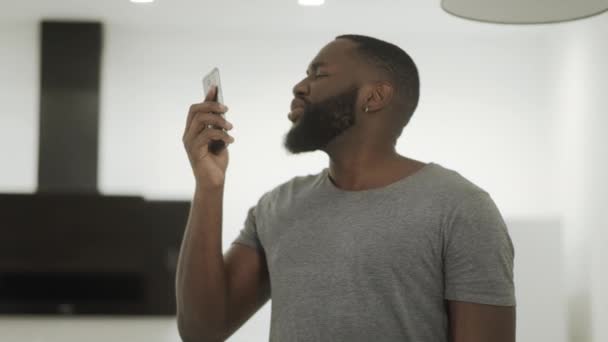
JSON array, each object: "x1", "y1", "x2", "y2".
[{"x1": 176, "y1": 185, "x2": 228, "y2": 341}]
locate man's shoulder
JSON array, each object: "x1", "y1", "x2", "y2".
[
  {"x1": 423, "y1": 163, "x2": 490, "y2": 204},
  {"x1": 257, "y1": 169, "x2": 325, "y2": 207},
  {"x1": 427, "y1": 164, "x2": 507, "y2": 239}
]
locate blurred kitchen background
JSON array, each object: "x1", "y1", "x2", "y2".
[{"x1": 0, "y1": 0, "x2": 606, "y2": 341}]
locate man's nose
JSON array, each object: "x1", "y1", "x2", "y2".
[{"x1": 292, "y1": 78, "x2": 309, "y2": 97}]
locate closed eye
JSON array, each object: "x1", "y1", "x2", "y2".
[{"x1": 305, "y1": 69, "x2": 328, "y2": 78}]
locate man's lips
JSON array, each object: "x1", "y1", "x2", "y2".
[
  {"x1": 288, "y1": 107, "x2": 305, "y2": 123},
  {"x1": 291, "y1": 98, "x2": 307, "y2": 111},
  {"x1": 289, "y1": 98, "x2": 307, "y2": 123}
]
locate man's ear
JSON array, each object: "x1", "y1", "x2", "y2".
[{"x1": 364, "y1": 82, "x2": 394, "y2": 113}]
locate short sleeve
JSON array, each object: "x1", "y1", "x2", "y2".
[
  {"x1": 443, "y1": 191, "x2": 516, "y2": 306},
  {"x1": 232, "y1": 205, "x2": 264, "y2": 252}
]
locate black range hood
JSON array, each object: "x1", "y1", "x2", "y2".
[{"x1": 0, "y1": 21, "x2": 188, "y2": 315}]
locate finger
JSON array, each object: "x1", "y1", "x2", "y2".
[
  {"x1": 185, "y1": 86, "x2": 214, "y2": 133},
  {"x1": 183, "y1": 112, "x2": 233, "y2": 143},
  {"x1": 184, "y1": 85, "x2": 219, "y2": 133},
  {"x1": 192, "y1": 101, "x2": 227, "y2": 116},
  {"x1": 190, "y1": 128, "x2": 235, "y2": 154},
  {"x1": 185, "y1": 100, "x2": 228, "y2": 134},
  {"x1": 204, "y1": 127, "x2": 234, "y2": 146},
  {"x1": 195, "y1": 112, "x2": 233, "y2": 130}
]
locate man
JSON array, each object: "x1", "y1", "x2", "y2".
[{"x1": 176, "y1": 35, "x2": 516, "y2": 342}]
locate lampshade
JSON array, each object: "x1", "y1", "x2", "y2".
[{"x1": 441, "y1": 0, "x2": 608, "y2": 24}]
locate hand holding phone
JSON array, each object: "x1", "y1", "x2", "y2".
[{"x1": 182, "y1": 67, "x2": 234, "y2": 189}]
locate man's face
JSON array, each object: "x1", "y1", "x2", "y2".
[{"x1": 283, "y1": 39, "x2": 361, "y2": 154}]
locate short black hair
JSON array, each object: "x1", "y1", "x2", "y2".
[{"x1": 335, "y1": 34, "x2": 420, "y2": 139}]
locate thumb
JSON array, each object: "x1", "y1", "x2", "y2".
[{"x1": 205, "y1": 85, "x2": 218, "y2": 102}]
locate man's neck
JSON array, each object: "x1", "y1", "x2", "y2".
[{"x1": 327, "y1": 155, "x2": 425, "y2": 191}]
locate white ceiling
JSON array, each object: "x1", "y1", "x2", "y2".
[{"x1": 0, "y1": 0, "x2": 563, "y2": 35}]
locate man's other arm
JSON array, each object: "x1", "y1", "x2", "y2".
[{"x1": 448, "y1": 300, "x2": 516, "y2": 342}]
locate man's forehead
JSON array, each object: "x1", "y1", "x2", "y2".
[{"x1": 309, "y1": 39, "x2": 358, "y2": 69}]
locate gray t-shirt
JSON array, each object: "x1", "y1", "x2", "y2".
[{"x1": 232, "y1": 162, "x2": 515, "y2": 342}]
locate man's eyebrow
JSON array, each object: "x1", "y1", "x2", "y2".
[{"x1": 306, "y1": 61, "x2": 328, "y2": 74}]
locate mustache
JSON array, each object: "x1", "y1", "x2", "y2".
[{"x1": 293, "y1": 97, "x2": 311, "y2": 109}]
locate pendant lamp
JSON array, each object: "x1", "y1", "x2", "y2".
[{"x1": 441, "y1": 0, "x2": 608, "y2": 24}]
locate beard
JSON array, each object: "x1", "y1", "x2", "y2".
[{"x1": 283, "y1": 85, "x2": 359, "y2": 154}]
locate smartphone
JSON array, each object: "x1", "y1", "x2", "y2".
[
  {"x1": 203, "y1": 67, "x2": 224, "y2": 105},
  {"x1": 202, "y1": 67, "x2": 226, "y2": 153}
]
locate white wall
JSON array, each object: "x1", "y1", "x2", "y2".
[
  {"x1": 553, "y1": 15, "x2": 608, "y2": 342},
  {"x1": 583, "y1": 15, "x2": 608, "y2": 342},
  {"x1": 1, "y1": 15, "x2": 606, "y2": 342},
  {"x1": 0, "y1": 22, "x2": 39, "y2": 192}
]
